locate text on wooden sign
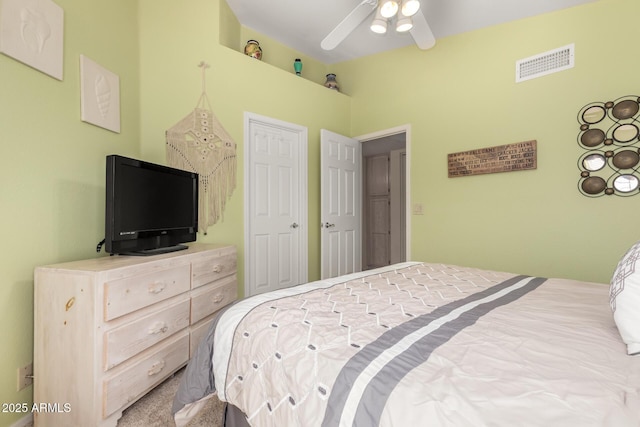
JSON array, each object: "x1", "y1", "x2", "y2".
[{"x1": 448, "y1": 140, "x2": 537, "y2": 178}]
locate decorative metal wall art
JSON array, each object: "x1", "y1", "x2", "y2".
[{"x1": 577, "y1": 95, "x2": 640, "y2": 197}]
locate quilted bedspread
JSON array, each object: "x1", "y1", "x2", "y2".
[{"x1": 173, "y1": 262, "x2": 640, "y2": 426}]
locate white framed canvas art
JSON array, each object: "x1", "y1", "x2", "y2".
[
  {"x1": 0, "y1": 0, "x2": 64, "y2": 80},
  {"x1": 80, "y1": 55, "x2": 121, "y2": 133}
]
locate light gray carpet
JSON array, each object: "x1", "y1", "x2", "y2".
[{"x1": 117, "y1": 367, "x2": 224, "y2": 427}]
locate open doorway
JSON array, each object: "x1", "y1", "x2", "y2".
[{"x1": 359, "y1": 129, "x2": 409, "y2": 270}]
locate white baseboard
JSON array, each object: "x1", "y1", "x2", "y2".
[{"x1": 9, "y1": 413, "x2": 33, "y2": 427}]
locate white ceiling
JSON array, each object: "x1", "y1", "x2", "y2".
[{"x1": 226, "y1": 0, "x2": 597, "y2": 64}]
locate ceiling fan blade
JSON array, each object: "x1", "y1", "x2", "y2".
[
  {"x1": 410, "y1": 9, "x2": 436, "y2": 50},
  {"x1": 321, "y1": 0, "x2": 378, "y2": 51}
]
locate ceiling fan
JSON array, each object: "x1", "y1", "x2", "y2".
[{"x1": 320, "y1": 0, "x2": 436, "y2": 51}]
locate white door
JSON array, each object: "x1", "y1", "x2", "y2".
[
  {"x1": 320, "y1": 129, "x2": 362, "y2": 279},
  {"x1": 245, "y1": 113, "x2": 308, "y2": 296}
]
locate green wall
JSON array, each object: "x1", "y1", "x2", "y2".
[
  {"x1": 138, "y1": 0, "x2": 352, "y2": 302},
  {"x1": 335, "y1": 0, "x2": 640, "y2": 283},
  {"x1": 239, "y1": 27, "x2": 332, "y2": 89},
  {"x1": 0, "y1": 0, "x2": 139, "y2": 424},
  {"x1": 218, "y1": 0, "x2": 333, "y2": 90},
  {"x1": 1, "y1": 0, "x2": 638, "y2": 425}
]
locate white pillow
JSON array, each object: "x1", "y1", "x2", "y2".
[{"x1": 610, "y1": 241, "x2": 640, "y2": 355}]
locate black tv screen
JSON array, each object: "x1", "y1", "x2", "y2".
[{"x1": 105, "y1": 155, "x2": 198, "y2": 255}]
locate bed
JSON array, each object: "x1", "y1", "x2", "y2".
[{"x1": 172, "y1": 244, "x2": 640, "y2": 427}]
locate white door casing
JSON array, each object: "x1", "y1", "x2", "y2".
[
  {"x1": 390, "y1": 149, "x2": 407, "y2": 264},
  {"x1": 245, "y1": 113, "x2": 308, "y2": 296},
  {"x1": 320, "y1": 129, "x2": 362, "y2": 279}
]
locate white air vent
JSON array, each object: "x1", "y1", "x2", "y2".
[{"x1": 516, "y1": 44, "x2": 575, "y2": 83}]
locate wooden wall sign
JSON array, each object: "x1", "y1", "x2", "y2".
[{"x1": 448, "y1": 140, "x2": 537, "y2": 178}]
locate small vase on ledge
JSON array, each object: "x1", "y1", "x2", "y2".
[
  {"x1": 244, "y1": 40, "x2": 262, "y2": 60},
  {"x1": 324, "y1": 73, "x2": 339, "y2": 91},
  {"x1": 294, "y1": 58, "x2": 302, "y2": 76}
]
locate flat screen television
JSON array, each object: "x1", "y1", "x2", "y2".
[{"x1": 105, "y1": 155, "x2": 198, "y2": 255}]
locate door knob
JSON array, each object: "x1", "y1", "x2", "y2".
[
  {"x1": 290, "y1": 222, "x2": 299, "y2": 229},
  {"x1": 323, "y1": 222, "x2": 335, "y2": 228}
]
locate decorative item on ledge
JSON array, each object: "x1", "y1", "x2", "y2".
[
  {"x1": 324, "y1": 73, "x2": 339, "y2": 91},
  {"x1": 577, "y1": 95, "x2": 640, "y2": 197},
  {"x1": 244, "y1": 40, "x2": 262, "y2": 60},
  {"x1": 293, "y1": 58, "x2": 302, "y2": 76}
]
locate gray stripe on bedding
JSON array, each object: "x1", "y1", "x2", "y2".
[{"x1": 321, "y1": 275, "x2": 547, "y2": 427}]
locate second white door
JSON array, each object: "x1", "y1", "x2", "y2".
[{"x1": 320, "y1": 129, "x2": 362, "y2": 279}]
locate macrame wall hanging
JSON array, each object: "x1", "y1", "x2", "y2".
[{"x1": 166, "y1": 62, "x2": 237, "y2": 233}]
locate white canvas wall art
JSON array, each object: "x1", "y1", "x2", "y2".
[
  {"x1": 0, "y1": 0, "x2": 64, "y2": 80},
  {"x1": 80, "y1": 55, "x2": 121, "y2": 133}
]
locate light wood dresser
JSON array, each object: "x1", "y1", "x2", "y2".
[{"x1": 33, "y1": 243, "x2": 237, "y2": 427}]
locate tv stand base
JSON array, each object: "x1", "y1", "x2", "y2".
[{"x1": 121, "y1": 244, "x2": 188, "y2": 256}]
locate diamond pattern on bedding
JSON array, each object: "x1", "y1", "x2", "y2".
[{"x1": 224, "y1": 263, "x2": 515, "y2": 426}]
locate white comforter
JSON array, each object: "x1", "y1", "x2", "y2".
[{"x1": 175, "y1": 262, "x2": 640, "y2": 426}]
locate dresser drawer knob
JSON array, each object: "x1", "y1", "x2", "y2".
[
  {"x1": 147, "y1": 360, "x2": 165, "y2": 376},
  {"x1": 212, "y1": 293, "x2": 224, "y2": 304},
  {"x1": 148, "y1": 281, "x2": 166, "y2": 294},
  {"x1": 148, "y1": 321, "x2": 168, "y2": 335},
  {"x1": 212, "y1": 264, "x2": 223, "y2": 273}
]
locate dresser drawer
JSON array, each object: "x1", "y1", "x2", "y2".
[
  {"x1": 103, "y1": 332, "x2": 189, "y2": 418},
  {"x1": 192, "y1": 252, "x2": 237, "y2": 289},
  {"x1": 104, "y1": 299, "x2": 190, "y2": 370},
  {"x1": 104, "y1": 264, "x2": 191, "y2": 320},
  {"x1": 191, "y1": 275, "x2": 237, "y2": 324}
]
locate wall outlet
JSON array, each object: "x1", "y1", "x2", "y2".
[{"x1": 17, "y1": 363, "x2": 33, "y2": 391}]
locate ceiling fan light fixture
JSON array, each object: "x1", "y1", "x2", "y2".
[
  {"x1": 370, "y1": 20, "x2": 388, "y2": 34},
  {"x1": 401, "y1": 0, "x2": 420, "y2": 17},
  {"x1": 396, "y1": 16, "x2": 413, "y2": 32},
  {"x1": 379, "y1": 0, "x2": 399, "y2": 18},
  {"x1": 370, "y1": 7, "x2": 388, "y2": 34}
]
